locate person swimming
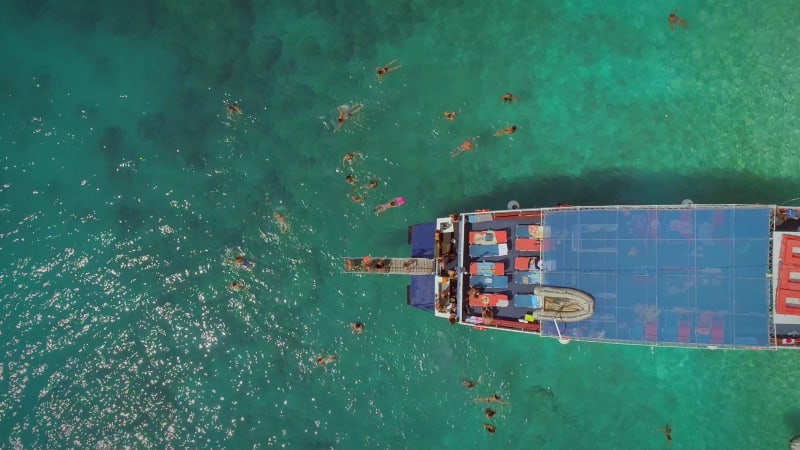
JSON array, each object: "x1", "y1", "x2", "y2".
[
  {"x1": 317, "y1": 354, "x2": 337, "y2": 368},
  {"x1": 658, "y1": 424, "x2": 672, "y2": 447},
  {"x1": 231, "y1": 254, "x2": 255, "y2": 269},
  {"x1": 345, "y1": 174, "x2": 358, "y2": 185},
  {"x1": 462, "y1": 379, "x2": 478, "y2": 388},
  {"x1": 229, "y1": 281, "x2": 244, "y2": 291},
  {"x1": 443, "y1": 111, "x2": 457, "y2": 122},
  {"x1": 226, "y1": 103, "x2": 242, "y2": 120},
  {"x1": 351, "y1": 322, "x2": 365, "y2": 334},
  {"x1": 336, "y1": 103, "x2": 363, "y2": 131},
  {"x1": 501, "y1": 93, "x2": 518, "y2": 103},
  {"x1": 375, "y1": 197, "x2": 406, "y2": 215},
  {"x1": 450, "y1": 138, "x2": 475, "y2": 157},
  {"x1": 376, "y1": 59, "x2": 401, "y2": 81},
  {"x1": 274, "y1": 212, "x2": 290, "y2": 234},
  {"x1": 365, "y1": 177, "x2": 380, "y2": 190},
  {"x1": 474, "y1": 393, "x2": 509, "y2": 405},
  {"x1": 484, "y1": 408, "x2": 496, "y2": 419},
  {"x1": 668, "y1": 8, "x2": 688, "y2": 32},
  {"x1": 342, "y1": 152, "x2": 362, "y2": 167},
  {"x1": 495, "y1": 125, "x2": 518, "y2": 136},
  {"x1": 483, "y1": 423, "x2": 496, "y2": 435}
]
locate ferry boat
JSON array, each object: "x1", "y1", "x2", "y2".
[{"x1": 344, "y1": 202, "x2": 800, "y2": 350}]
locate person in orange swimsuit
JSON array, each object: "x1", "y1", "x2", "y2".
[
  {"x1": 495, "y1": 125, "x2": 518, "y2": 136},
  {"x1": 668, "y1": 8, "x2": 688, "y2": 31},
  {"x1": 443, "y1": 111, "x2": 457, "y2": 122},
  {"x1": 501, "y1": 93, "x2": 518, "y2": 103},
  {"x1": 376, "y1": 59, "x2": 401, "y2": 81},
  {"x1": 451, "y1": 138, "x2": 475, "y2": 157},
  {"x1": 226, "y1": 103, "x2": 242, "y2": 120}
]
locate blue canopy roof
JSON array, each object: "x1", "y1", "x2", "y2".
[{"x1": 538, "y1": 206, "x2": 772, "y2": 348}]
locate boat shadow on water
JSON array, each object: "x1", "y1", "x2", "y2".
[
  {"x1": 437, "y1": 168, "x2": 800, "y2": 216},
  {"x1": 524, "y1": 385, "x2": 580, "y2": 429}
]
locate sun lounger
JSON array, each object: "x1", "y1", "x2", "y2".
[
  {"x1": 469, "y1": 230, "x2": 508, "y2": 245},
  {"x1": 645, "y1": 322, "x2": 658, "y2": 341},
  {"x1": 469, "y1": 293, "x2": 509, "y2": 307},
  {"x1": 512, "y1": 271, "x2": 541, "y2": 285},
  {"x1": 516, "y1": 238, "x2": 542, "y2": 252},
  {"x1": 469, "y1": 243, "x2": 508, "y2": 258},
  {"x1": 469, "y1": 275, "x2": 509, "y2": 289},
  {"x1": 470, "y1": 262, "x2": 505, "y2": 275},
  {"x1": 513, "y1": 294, "x2": 540, "y2": 308},
  {"x1": 679, "y1": 320, "x2": 691, "y2": 343},
  {"x1": 516, "y1": 224, "x2": 551, "y2": 237}
]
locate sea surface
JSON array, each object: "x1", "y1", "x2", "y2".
[{"x1": 2, "y1": 1, "x2": 800, "y2": 449}]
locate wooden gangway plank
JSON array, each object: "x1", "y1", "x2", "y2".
[{"x1": 343, "y1": 257, "x2": 436, "y2": 275}]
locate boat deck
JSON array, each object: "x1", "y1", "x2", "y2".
[{"x1": 457, "y1": 205, "x2": 775, "y2": 348}]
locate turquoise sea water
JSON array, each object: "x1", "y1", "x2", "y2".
[{"x1": 2, "y1": 0, "x2": 800, "y2": 448}]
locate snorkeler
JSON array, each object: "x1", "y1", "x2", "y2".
[
  {"x1": 376, "y1": 59, "x2": 402, "y2": 81},
  {"x1": 668, "y1": 8, "x2": 688, "y2": 32},
  {"x1": 495, "y1": 125, "x2": 518, "y2": 136},
  {"x1": 450, "y1": 138, "x2": 475, "y2": 157}
]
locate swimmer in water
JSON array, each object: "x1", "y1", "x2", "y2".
[
  {"x1": 495, "y1": 125, "x2": 518, "y2": 136},
  {"x1": 450, "y1": 138, "x2": 475, "y2": 157},
  {"x1": 374, "y1": 197, "x2": 406, "y2": 215},
  {"x1": 226, "y1": 103, "x2": 242, "y2": 120},
  {"x1": 336, "y1": 103, "x2": 363, "y2": 132},
  {"x1": 317, "y1": 354, "x2": 337, "y2": 369},
  {"x1": 483, "y1": 423, "x2": 496, "y2": 435},
  {"x1": 229, "y1": 281, "x2": 244, "y2": 292},
  {"x1": 376, "y1": 59, "x2": 401, "y2": 82},
  {"x1": 231, "y1": 254, "x2": 255, "y2": 269},
  {"x1": 365, "y1": 177, "x2": 380, "y2": 191},
  {"x1": 351, "y1": 193, "x2": 365, "y2": 203},
  {"x1": 345, "y1": 174, "x2": 358, "y2": 186},
  {"x1": 474, "y1": 393, "x2": 509, "y2": 405},
  {"x1": 484, "y1": 408, "x2": 496, "y2": 419},
  {"x1": 443, "y1": 111, "x2": 457, "y2": 122},
  {"x1": 351, "y1": 322, "x2": 365, "y2": 334},
  {"x1": 658, "y1": 424, "x2": 672, "y2": 447},
  {"x1": 342, "y1": 152, "x2": 362, "y2": 168},
  {"x1": 274, "y1": 212, "x2": 290, "y2": 234},
  {"x1": 668, "y1": 8, "x2": 688, "y2": 32},
  {"x1": 501, "y1": 93, "x2": 518, "y2": 104},
  {"x1": 462, "y1": 379, "x2": 478, "y2": 388}
]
